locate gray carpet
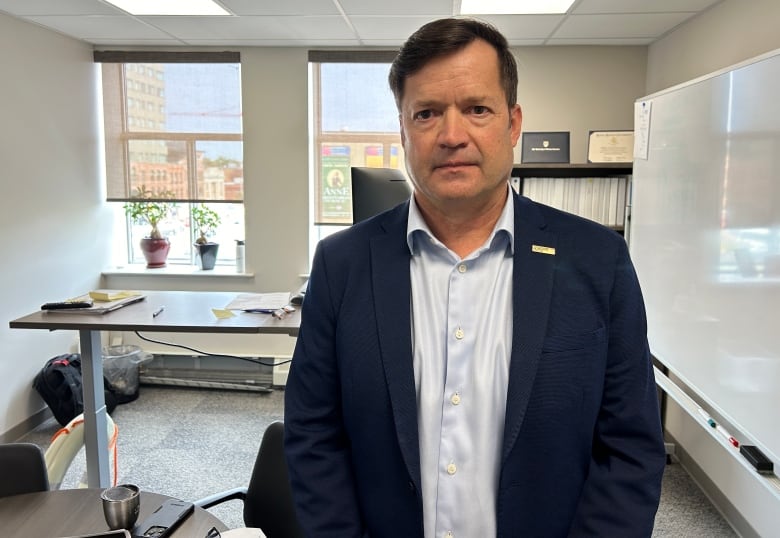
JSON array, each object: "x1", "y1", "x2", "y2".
[{"x1": 19, "y1": 385, "x2": 737, "y2": 535}]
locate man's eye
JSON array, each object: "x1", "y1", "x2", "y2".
[
  {"x1": 472, "y1": 105, "x2": 489, "y2": 115},
  {"x1": 413, "y1": 110, "x2": 433, "y2": 120}
]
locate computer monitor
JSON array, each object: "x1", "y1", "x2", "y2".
[{"x1": 350, "y1": 167, "x2": 413, "y2": 224}]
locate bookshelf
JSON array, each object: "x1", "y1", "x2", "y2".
[{"x1": 511, "y1": 163, "x2": 632, "y2": 232}]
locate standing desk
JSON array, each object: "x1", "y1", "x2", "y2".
[{"x1": 10, "y1": 290, "x2": 300, "y2": 488}]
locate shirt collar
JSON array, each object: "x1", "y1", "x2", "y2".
[{"x1": 406, "y1": 185, "x2": 515, "y2": 256}]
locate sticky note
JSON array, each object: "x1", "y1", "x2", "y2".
[
  {"x1": 89, "y1": 290, "x2": 141, "y2": 302},
  {"x1": 211, "y1": 308, "x2": 236, "y2": 319}
]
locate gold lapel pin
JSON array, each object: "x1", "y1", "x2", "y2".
[{"x1": 531, "y1": 245, "x2": 556, "y2": 255}]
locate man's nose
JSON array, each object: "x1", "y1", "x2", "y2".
[{"x1": 437, "y1": 110, "x2": 468, "y2": 148}]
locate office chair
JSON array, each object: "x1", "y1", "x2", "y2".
[
  {"x1": 194, "y1": 421, "x2": 304, "y2": 538},
  {"x1": 0, "y1": 442, "x2": 50, "y2": 497},
  {"x1": 45, "y1": 413, "x2": 119, "y2": 489}
]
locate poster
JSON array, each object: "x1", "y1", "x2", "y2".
[{"x1": 321, "y1": 145, "x2": 351, "y2": 221}]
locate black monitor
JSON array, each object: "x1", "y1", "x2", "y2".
[{"x1": 350, "y1": 167, "x2": 413, "y2": 224}]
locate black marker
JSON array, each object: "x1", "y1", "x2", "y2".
[{"x1": 152, "y1": 306, "x2": 165, "y2": 318}]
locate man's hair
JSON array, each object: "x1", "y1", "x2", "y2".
[{"x1": 388, "y1": 17, "x2": 518, "y2": 110}]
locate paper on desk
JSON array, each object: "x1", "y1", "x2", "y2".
[
  {"x1": 89, "y1": 290, "x2": 142, "y2": 302},
  {"x1": 225, "y1": 292, "x2": 290, "y2": 311}
]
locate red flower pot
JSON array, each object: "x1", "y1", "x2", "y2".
[{"x1": 140, "y1": 237, "x2": 170, "y2": 268}]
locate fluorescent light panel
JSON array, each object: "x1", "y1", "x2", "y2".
[
  {"x1": 460, "y1": 0, "x2": 575, "y2": 15},
  {"x1": 103, "y1": 0, "x2": 231, "y2": 16}
]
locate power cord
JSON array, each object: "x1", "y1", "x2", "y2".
[{"x1": 133, "y1": 331, "x2": 291, "y2": 367}]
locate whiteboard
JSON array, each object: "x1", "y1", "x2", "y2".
[{"x1": 631, "y1": 49, "x2": 780, "y2": 466}]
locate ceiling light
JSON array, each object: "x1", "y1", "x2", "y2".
[
  {"x1": 459, "y1": 0, "x2": 575, "y2": 15},
  {"x1": 104, "y1": 0, "x2": 231, "y2": 16}
]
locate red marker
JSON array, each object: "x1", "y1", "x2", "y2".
[{"x1": 715, "y1": 424, "x2": 739, "y2": 447}]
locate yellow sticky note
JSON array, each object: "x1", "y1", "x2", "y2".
[
  {"x1": 211, "y1": 308, "x2": 236, "y2": 319},
  {"x1": 531, "y1": 245, "x2": 556, "y2": 255},
  {"x1": 89, "y1": 290, "x2": 141, "y2": 302}
]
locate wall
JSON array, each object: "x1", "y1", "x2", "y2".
[
  {"x1": 647, "y1": 0, "x2": 780, "y2": 93},
  {"x1": 0, "y1": 13, "x2": 111, "y2": 439},
  {"x1": 643, "y1": 1, "x2": 780, "y2": 535},
  {"x1": 1, "y1": 13, "x2": 647, "y2": 438},
  {"x1": 515, "y1": 46, "x2": 647, "y2": 164}
]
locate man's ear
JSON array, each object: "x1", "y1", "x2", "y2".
[{"x1": 510, "y1": 104, "x2": 523, "y2": 146}]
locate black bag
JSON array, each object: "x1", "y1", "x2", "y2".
[{"x1": 32, "y1": 353, "x2": 118, "y2": 426}]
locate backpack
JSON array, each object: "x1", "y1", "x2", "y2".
[{"x1": 33, "y1": 353, "x2": 118, "y2": 427}]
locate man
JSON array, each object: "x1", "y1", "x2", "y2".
[{"x1": 285, "y1": 17, "x2": 665, "y2": 537}]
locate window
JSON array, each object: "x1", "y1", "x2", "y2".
[
  {"x1": 96, "y1": 51, "x2": 244, "y2": 267},
  {"x1": 308, "y1": 51, "x2": 406, "y2": 254}
]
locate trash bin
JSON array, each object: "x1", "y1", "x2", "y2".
[{"x1": 102, "y1": 345, "x2": 151, "y2": 404}]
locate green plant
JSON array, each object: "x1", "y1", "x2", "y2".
[
  {"x1": 122, "y1": 186, "x2": 176, "y2": 240},
  {"x1": 191, "y1": 203, "x2": 221, "y2": 244}
]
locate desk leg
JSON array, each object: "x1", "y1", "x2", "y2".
[{"x1": 80, "y1": 329, "x2": 110, "y2": 488}]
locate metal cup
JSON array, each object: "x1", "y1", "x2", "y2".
[{"x1": 101, "y1": 484, "x2": 141, "y2": 530}]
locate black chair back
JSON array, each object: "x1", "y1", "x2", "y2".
[
  {"x1": 0, "y1": 443, "x2": 49, "y2": 497},
  {"x1": 243, "y1": 422, "x2": 304, "y2": 538}
]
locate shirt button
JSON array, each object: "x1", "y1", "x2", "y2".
[
  {"x1": 451, "y1": 392, "x2": 461, "y2": 405},
  {"x1": 458, "y1": 264, "x2": 467, "y2": 273},
  {"x1": 454, "y1": 327, "x2": 464, "y2": 340},
  {"x1": 446, "y1": 463, "x2": 457, "y2": 475}
]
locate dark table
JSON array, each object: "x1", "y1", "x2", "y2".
[{"x1": 0, "y1": 488, "x2": 227, "y2": 537}]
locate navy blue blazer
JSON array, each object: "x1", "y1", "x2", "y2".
[{"x1": 284, "y1": 191, "x2": 665, "y2": 537}]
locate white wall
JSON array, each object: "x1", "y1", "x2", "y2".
[{"x1": 0, "y1": 13, "x2": 111, "y2": 438}]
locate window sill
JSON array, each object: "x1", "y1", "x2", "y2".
[{"x1": 102, "y1": 264, "x2": 254, "y2": 279}]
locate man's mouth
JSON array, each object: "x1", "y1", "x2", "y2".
[{"x1": 434, "y1": 161, "x2": 476, "y2": 170}]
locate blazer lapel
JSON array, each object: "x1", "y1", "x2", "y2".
[
  {"x1": 502, "y1": 194, "x2": 557, "y2": 462},
  {"x1": 369, "y1": 204, "x2": 421, "y2": 489}
]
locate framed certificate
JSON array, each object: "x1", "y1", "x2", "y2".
[
  {"x1": 521, "y1": 132, "x2": 570, "y2": 163},
  {"x1": 587, "y1": 130, "x2": 634, "y2": 163}
]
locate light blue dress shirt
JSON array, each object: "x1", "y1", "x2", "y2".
[{"x1": 407, "y1": 190, "x2": 515, "y2": 538}]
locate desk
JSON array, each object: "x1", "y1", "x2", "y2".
[
  {"x1": 10, "y1": 290, "x2": 300, "y2": 488},
  {"x1": 0, "y1": 488, "x2": 227, "y2": 537}
]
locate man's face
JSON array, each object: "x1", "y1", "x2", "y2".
[{"x1": 399, "y1": 39, "x2": 522, "y2": 216}]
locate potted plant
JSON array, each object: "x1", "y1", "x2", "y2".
[
  {"x1": 191, "y1": 203, "x2": 221, "y2": 270},
  {"x1": 123, "y1": 186, "x2": 177, "y2": 268}
]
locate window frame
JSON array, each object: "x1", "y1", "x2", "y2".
[{"x1": 96, "y1": 51, "x2": 245, "y2": 268}]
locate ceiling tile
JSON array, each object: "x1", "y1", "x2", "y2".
[
  {"x1": 350, "y1": 16, "x2": 442, "y2": 42},
  {"x1": 141, "y1": 15, "x2": 355, "y2": 41},
  {"x1": 554, "y1": 13, "x2": 692, "y2": 39},
  {"x1": 573, "y1": 0, "x2": 721, "y2": 14},
  {"x1": 475, "y1": 14, "x2": 566, "y2": 41},
  {"x1": 338, "y1": 0, "x2": 453, "y2": 16},
  {"x1": 0, "y1": 0, "x2": 120, "y2": 16},
  {"x1": 25, "y1": 15, "x2": 175, "y2": 40}
]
